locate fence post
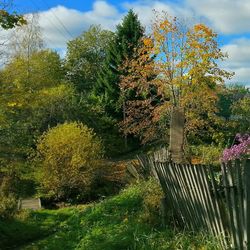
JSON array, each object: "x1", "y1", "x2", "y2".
[
  {"x1": 243, "y1": 159, "x2": 250, "y2": 250},
  {"x1": 169, "y1": 107, "x2": 185, "y2": 163}
]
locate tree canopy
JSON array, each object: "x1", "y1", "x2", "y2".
[
  {"x1": 119, "y1": 13, "x2": 233, "y2": 143},
  {"x1": 94, "y1": 9, "x2": 145, "y2": 117},
  {"x1": 65, "y1": 25, "x2": 114, "y2": 94}
]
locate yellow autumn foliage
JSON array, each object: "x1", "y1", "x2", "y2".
[
  {"x1": 119, "y1": 12, "x2": 234, "y2": 143},
  {"x1": 36, "y1": 122, "x2": 104, "y2": 200},
  {"x1": 143, "y1": 38, "x2": 153, "y2": 47}
]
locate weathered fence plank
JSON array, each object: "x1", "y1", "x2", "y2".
[
  {"x1": 139, "y1": 148, "x2": 250, "y2": 250},
  {"x1": 236, "y1": 160, "x2": 244, "y2": 249},
  {"x1": 207, "y1": 165, "x2": 227, "y2": 242},
  {"x1": 243, "y1": 159, "x2": 250, "y2": 249},
  {"x1": 19, "y1": 198, "x2": 41, "y2": 210}
]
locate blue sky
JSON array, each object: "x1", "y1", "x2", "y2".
[{"x1": 7, "y1": 0, "x2": 250, "y2": 85}]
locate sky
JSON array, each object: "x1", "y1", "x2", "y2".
[{"x1": 6, "y1": 0, "x2": 250, "y2": 85}]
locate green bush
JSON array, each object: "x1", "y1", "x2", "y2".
[
  {"x1": 35, "y1": 122, "x2": 104, "y2": 202},
  {"x1": 0, "y1": 173, "x2": 17, "y2": 219},
  {"x1": 188, "y1": 144, "x2": 223, "y2": 165},
  {"x1": 0, "y1": 192, "x2": 17, "y2": 219},
  {"x1": 140, "y1": 179, "x2": 164, "y2": 226}
]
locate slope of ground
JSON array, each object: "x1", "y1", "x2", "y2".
[{"x1": 0, "y1": 180, "x2": 221, "y2": 250}]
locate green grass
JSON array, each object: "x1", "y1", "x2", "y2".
[
  {"x1": 0, "y1": 181, "x2": 221, "y2": 250},
  {"x1": 0, "y1": 207, "x2": 77, "y2": 249}
]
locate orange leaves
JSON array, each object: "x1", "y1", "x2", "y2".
[
  {"x1": 118, "y1": 11, "x2": 233, "y2": 144},
  {"x1": 152, "y1": 102, "x2": 171, "y2": 122},
  {"x1": 143, "y1": 38, "x2": 153, "y2": 48},
  {"x1": 194, "y1": 24, "x2": 211, "y2": 33},
  {"x1": 159, "y1": 19, "x2": 170, "y2": 29}
]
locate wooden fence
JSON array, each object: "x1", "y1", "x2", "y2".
[{"x1": 138, "y1": 150, "x2": 250, "y2": 249}]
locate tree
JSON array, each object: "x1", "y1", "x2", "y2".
[
  {"x1": 65, "y1": 25, "x2": 113, "y2": 94},
  {"x1": 0, "y1": 48, "x2": 78, "y2": 206},
  {"x1": 231, "y1": 94, "x2": 250, "y2": 133},
  {"x1": 214, "y1": 85, "x2": 249, "y2": 144},
  {"x1": 35, "y1": 122, "x2": 103, "y2": 201},
  {"x1": 217, "y1": 85, "x2": 249, "y2": 119},
  {"x1": 94, "y1": 9, "x2": 144, "y2": 117},
  {"x1": 0, "y1": 1, "x2": 26, "y2": 30},
  {"x1": 8, "y1": 14, "x2": 43, "y2": 59},
  {"x1": 2, "y1": 49, "x2": 63, "y2": 89},
  {"x1": 0, "y1": 1, "x2": 27, "y2": 66},
  {"x1": 119, "y1": 13, "x2": 233, "y2": 145},
  {"x1": 0, "y1": 49, "x2": 74, "y2": 158}
]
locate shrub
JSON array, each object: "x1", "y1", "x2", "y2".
[
  {"x1": 188, "y1": 144, "x2": 223, "y2": 165},
  {"x1": 0, "y1": 176, "x2": 17, "y2": 219},
  {"x1": 0, "y1": 192, "x2": 17, "y2": 219},
  {"x1": 140, "y1": 179, "x2": 164, "y2": 226},
  {"x1": 35, "y1": 122, "x2": 104, "y2": 201},
  {"x1": 89, "y1": 161, "x2": 128, "y2": 200},
  {"x1": 231, "y1": 96, "x2": 250, "y2": 133},
  {"x1": 222, "y1": 134, "x2": 250, "y2": 162}
]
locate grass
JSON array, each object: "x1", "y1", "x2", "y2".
[
  {"x1": 0, "y1": 207, "x2": 76, "y2": 249},
  {"x1": 0, "y1": 180, "x2": 222, "y2": 250}
]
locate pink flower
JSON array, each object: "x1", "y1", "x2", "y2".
[{"x1": 222, "y1": 134, "x2": 250, "y2": 162}]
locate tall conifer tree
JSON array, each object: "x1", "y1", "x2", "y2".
[{"x1": 94, "y1": 10, "x2": 144, "y2": 117}]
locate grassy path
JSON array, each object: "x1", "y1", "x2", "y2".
[{"x1": 1, "y1": 181, "x2": 221, "y2": 250}]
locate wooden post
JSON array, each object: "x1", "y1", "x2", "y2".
[{"x1": 169, "y1": 107, "x2": 185, "y2": 163}]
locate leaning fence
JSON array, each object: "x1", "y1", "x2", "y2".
[{"x1": 138, "y1": 149, "x2": 250, "y2": 250}]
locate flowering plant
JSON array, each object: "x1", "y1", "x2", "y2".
[{"x1": 222, "y1": 134, "x2": 250, "y2": 162}]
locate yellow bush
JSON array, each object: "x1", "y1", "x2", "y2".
[{"x1": 35, "y1": 122, "x2": 103, "y2": 201}]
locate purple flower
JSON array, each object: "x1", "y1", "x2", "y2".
[{"x1": 222, "y1": 134, "x2": 250, "y2": 162}]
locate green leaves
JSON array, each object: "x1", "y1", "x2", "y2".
[
  {"x1": 0, "y1": 49, "x2": 74, "y2": 159},
  {"x1": 65, "y1": 25, "x2": 114, "y2": 94},
  {"x1": 0, "y1": 10, "x2": 26, "y2": 30},
  {"x1": 231, "y1": 95, "x2": 250, "y2": 133},
  {"x1": 95, "y1": 10, "x2": 144, "y2": 118}
]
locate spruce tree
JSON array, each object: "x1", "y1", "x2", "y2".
[{"x1": 94, "y1": 10, "x2": 144, "y2": 118}]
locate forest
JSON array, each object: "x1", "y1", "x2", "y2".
[{"x1": 0, "y1": 5, "x2": 250, "y2": 250}]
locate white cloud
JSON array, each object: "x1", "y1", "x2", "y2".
[
  {"x1": 0, "y1": 0, "x2": 250, "y2": 85},
  {"x1": 123, "y1": 1, "x2": 174, "y2": 28},
  {"x1": 187, "y1": 0, "x2": 250, "y2": 34},
  {"x1": 0, "y1": 1, "x2": 123, "y2": 54},
  {"x1": 37, "y1": 2, "x2": 122, "y2": 49},
  {"x1": 37, "y1": 0, "x2": 191, "y2": 49},
  {"x1": 221, "y1": 38, "x2": 250, "y2": 83},
  {"x1": 91, "y1": 1, "x2": 118, "y2": 17},
  {"x1": 29, "y1": 0, "x2": 192, "y2": 51},
  {"x1": 123, "y1": 0, "x2": 191, "y2": 29}
]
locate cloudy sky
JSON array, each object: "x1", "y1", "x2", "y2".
[{"x1": 9, "y1": 0, "x2": 250, "y2": 85}]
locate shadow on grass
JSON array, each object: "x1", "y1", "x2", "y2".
[
  {"x1": 0, "y1": 181, "x2": 221, "y2": 250},
  {"x1": 0, "y1": 209, "x2": 71, "y2": 249}
]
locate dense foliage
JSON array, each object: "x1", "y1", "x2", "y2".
[
  {"x1": 0, "y1": 9, "x2": 26, "y2": 29},
  {"x1": 94, "y1": 9, "x2": 144, "y2": 117},
  {"x1": 35, "y1": 122, "x2": 103, "y2": 201},
  {"x1": 119, "y1": 14, "x2": 233, "y2": 143},
  {"x1": 65, "y1": 25, "x2": 114, "y2": 94}
]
